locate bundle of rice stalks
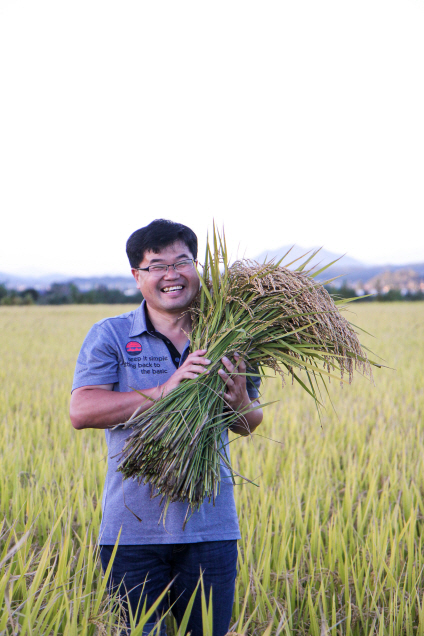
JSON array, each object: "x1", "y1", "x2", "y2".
[{"x1": 117, "y1": 228, "x2": 380, "y2": 520}]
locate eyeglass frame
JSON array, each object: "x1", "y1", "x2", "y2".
[{"x1": 134, "y1": 258, "x2": 197, "y2": 275}]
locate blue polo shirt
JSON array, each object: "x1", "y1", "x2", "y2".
[{"x1": 72, "y1": 301, "x2": 260, "y2": 545}]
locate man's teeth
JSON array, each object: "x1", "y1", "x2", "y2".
[{"x1": 162, "y1": 286, "x2": 183, "y2": 293}]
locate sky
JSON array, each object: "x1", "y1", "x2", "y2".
[{"x1": 1, "y1": 0, "x2": 423, "y2": 277}]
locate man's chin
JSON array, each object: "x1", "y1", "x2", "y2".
[{"x1": 159, "y1": 294, "x2": 193, "y2": 312}]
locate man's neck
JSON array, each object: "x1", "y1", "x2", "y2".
[{"x1": 145, "y1": 304, "x2": 191, "y2": 342}]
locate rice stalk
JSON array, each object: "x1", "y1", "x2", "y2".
[{"x1": 117, "y1": 227, "x2": 381, "y2": 518}]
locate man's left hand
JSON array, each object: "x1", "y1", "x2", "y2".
[{"x1": 218, "y1": 353, "x2": 250, "y2": 411}]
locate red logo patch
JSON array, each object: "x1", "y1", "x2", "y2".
[{"x1": 126, "y1": 341, "x2": 142, "y2": 356}]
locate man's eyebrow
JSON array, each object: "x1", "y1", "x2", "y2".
[{"x1": 148, "y1": 253, "x2": 191, "y2": 264}]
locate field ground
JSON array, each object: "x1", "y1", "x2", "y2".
[{"x1": 0, "y1": 303, "x2": 423, "y2": 635}]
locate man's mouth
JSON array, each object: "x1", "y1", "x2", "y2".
[{"x1": 161, "y1": 285, "x2": 184, "y2": 294}]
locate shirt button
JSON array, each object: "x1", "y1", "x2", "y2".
[{"x1": 175, "y1": 357, "x2": 180, "y2": 362}]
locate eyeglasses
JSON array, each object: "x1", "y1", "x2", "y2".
[{"x1": 135, "y1": 258, "x2": 196, "y2": 276}]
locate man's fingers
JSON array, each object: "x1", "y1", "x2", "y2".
[
  {"x1": 189, "y1": 357, "x2": 211, "y2": 366},
  {"x1": 186, "y1": 349, "x2": 208, "y2": 356},
  {"x1": 221, "y1": 355, "x2": 248, "y2": 381},
  {"x1": 183, "y1": 368, "x2": 208, "y2": 379},
  {"x1": 218, "y1": 369, "x2": 235, "y2": 387},
  {"x1": 188, "y1": 364, "x2": 210, "y2": 374},
  {"x1": 221, "y1": 356, "x2": 235, "y2": 373},
  {"x1": 185, "y1": 353, "x2": 211, "y2": 366},
  {"x1": 234, "y1": 354, "x2": 247, "y2": 372},
  {"x1": 184, "y1": 372, "x2": 200, "y2": 380}
]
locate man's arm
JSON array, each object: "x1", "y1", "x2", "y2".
[
  {"x1": 70, "y1": 349, "x2": 211, "y2": 430},
  {"x1": 70, "y1": 383, "x2": 161, "y2": 430},
  {"x1": 228, "y1": 398, "x2": 263, "y2": 437}
]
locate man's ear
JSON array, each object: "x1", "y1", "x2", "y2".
[{"x1": 131, "y1": 269, "x2": 141, "y2": 291}]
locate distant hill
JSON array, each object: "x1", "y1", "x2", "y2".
[
  {"x1": 253, "y1": 245, "x2": 364, "y2": 271},
  {"x1": 0, "y1": 271, "x2": 71, "y2": 289},
  {"x1": 252, "y1": 246, "x2": 424, "y2": 291}
]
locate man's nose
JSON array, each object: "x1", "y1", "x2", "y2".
[{"x1": 163, "y1": 265, "x2": 179, "y2": 279}]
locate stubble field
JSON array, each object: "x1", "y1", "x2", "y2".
[{"x1": 0, "y1": 303, "x2": 423, "y2": 635}]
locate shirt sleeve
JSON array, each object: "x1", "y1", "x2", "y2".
[
  {"x1": 72, "y1": 323, "x2": 120, "y2": 391},
  {"x1": 246, "y1": 365, "x2": 261, "y2": 399}
]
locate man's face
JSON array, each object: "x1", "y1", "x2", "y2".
[{"x1": 132, "y1": 241, "x2": 199, "y2": 314}]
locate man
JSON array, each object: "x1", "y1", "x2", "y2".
[{"x1": 70, "y1": 219, "x2": 263, "y2": 635}]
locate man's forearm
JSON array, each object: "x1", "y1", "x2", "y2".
[
  {"x1": 70, "y1": 350, "x2": 213, "y2": 431},
  {"x1": 229, "y1": 399, "x2": 263, "y2": 436},
  {"x1": 71, "y1": 376, "x2": 263, "y2": 433},
  {"x1": 70, "y1": 385, "x2": 162, "y2": 430}
]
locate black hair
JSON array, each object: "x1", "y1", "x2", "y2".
[{"x1": 126, "y1": 219, "x2": 198, "y2": 268}]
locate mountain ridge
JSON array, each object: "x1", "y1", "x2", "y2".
[{"x1": 253, "y1": 245, "x2": 364, "y2": 271}]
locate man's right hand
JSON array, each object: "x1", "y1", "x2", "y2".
[{"x1": 161, "y1": 349, "x2": 210, "y2": 396}]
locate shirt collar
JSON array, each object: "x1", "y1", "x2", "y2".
[
  {"x1": 129, "y1": 300, "x2": 190, "y2": 349},
  {"x1": 129, "y1": 300, "x2": 149, "y2": 337}
]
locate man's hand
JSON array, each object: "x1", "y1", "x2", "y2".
[
  {"x1": 70, "y1": 350, "x2": 261, "y2": 433},
  {"x1": 218, "y1": 353, "x2": 250, "y2": 411},
  {"x1": 70, "y1": 349, "x2": 211, "y2": 430},
  {"x1": 218, "y1": 353, "x2": 263, "y2": 436},
  {"x1": 161, "y1": 349, "x2": 210, "y2": 396}
]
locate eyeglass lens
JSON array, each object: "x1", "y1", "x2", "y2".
[{"x1": 149, "y1": 260, "x2": 194, "y2": 274}]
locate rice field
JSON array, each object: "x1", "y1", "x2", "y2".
[{"x1": 0, "y1": 303, "x2": 423, "y2": 635}]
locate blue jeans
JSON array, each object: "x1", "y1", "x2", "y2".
[{"x1": 100, "y1": 540, "x2": 238, "y2": 636}]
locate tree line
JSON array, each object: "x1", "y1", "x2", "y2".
[
  {"x1": 325, "y1": 284, "x2": 424, "y2": 302},
  {"x1": 1, "y1": 282, "x2": 423, "y2": 306},
  {"x1": 0, "y1": 283, "x2": 141, "y2": 305}
]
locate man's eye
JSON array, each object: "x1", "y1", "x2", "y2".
[{"x1": 150, "y1": 265, "x2": 166, "y2": 272}]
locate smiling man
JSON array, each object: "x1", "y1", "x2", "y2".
[{"x1": 70, "y1": 219, "x2": 263, "y2": 636}]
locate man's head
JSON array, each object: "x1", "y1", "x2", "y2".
[
  {"x1": 127, "y1": 219, "x2": 199, "y2": 315},
  {"x1": 126, "y1": 219, "x2": 197, "y2": 268}
]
